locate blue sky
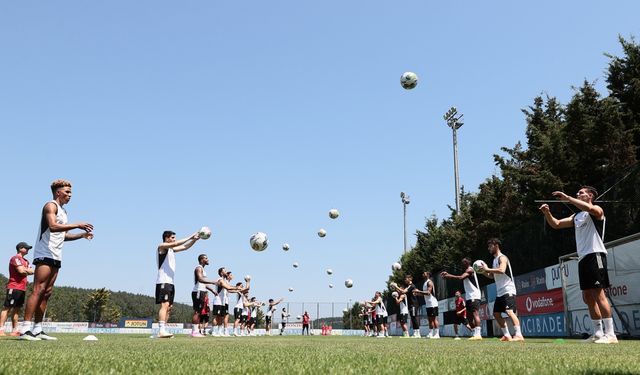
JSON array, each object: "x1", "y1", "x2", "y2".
[{"x1": 1, "y1": 1, "x2": 639, "y2": 313}]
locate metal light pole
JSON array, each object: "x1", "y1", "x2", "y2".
[
  {"x1": 443, "y1": 107, "x2": 464, "y2": 215},
  {"x1": 400, "y1": 192, "x2": 410, "y2": 253},
  {"x1": 348, "y1": 299, "x2": 352, "y2": 329}
]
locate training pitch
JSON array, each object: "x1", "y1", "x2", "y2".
[{"x1": 0, "y1": 334, "x2": 638, "y2": 374}]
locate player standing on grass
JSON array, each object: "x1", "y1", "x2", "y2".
[
  {"x1": 211, "y1": 268, "x2": 245, "y2": 336},
  {"x1": 413, "y1": 272, "x2": 439, "y2": 339},
  {"x1": 480, "y1": 238, "x2": 524, "y2": 342},
  {"x1": 190, "y1": 254, "x2": 218, "y2": 338},
  {"x1": 155, "y1": 230, "x2": 200, "y2": 339},
  {"x1": 539, "y1": 186, "x2": 617, "y2": 344},
  {"x1": 265, "y1": 298, "x2": 284, "y2": 335},
  {"x1": 393, "y1": 290, "x2": 410, "y2": 337},
  {"x1": 452, "y1": 291, "x2": 471, "y2": 340},
  {"x1": 441, "y1": 257, "x2": 483, "y2": 340},
  {"x1": 280, "y1": 307, "x2": 290, "y2": 335},
  {"x1": 395, "y1": 275, "x2": 421, "y2": 338},
  {"x1": 0, "y1": 242, "x2": 34, "y2": 337},
  {"x1": 232, "y1": 282, "x2": 245, "y2": 336},
  {"x1": 21, "y1": 179, "x2": 94, "y2": 341}
]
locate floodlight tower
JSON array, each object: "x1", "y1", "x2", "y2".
[
  {"x1": 443, "y1": 107, "x2": 464, "y2": 215},
  {"x1": 400, "y1": 192, "x2": 410, "y2": 253}
]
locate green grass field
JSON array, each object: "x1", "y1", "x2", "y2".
[{"x1": 0, "y1": 334, "x2": 638, "y2": 374}]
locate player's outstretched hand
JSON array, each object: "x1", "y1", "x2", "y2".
[
  {"x1": 83, "y1": 232, "x2": 94, "y2": 240},
  {"x1": 78, "y1": 222, "x2": 93, "y2": 232},
  {"x1": 539, "y1": 204, "x2": 550, "y2": 214},
  {"x1": 552, "y1": 191, "x2": 569, "y2": 200},
  {"x1": 192, "y1": 232, "x2": 200, "y2": 240},
  {"x1": 440, "y1": 271, "x2": 448, "y2": 277}
]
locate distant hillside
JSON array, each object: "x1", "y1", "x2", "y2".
[{"x1": 0, "y1": 274, "x2": 192, "y2": 323}]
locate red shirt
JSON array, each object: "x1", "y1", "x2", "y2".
[
  {"x1": 455, "y1": 297, "x2": 466, "y2": 318},
  {"x1": 7, "y1": 255, "x2": 29, "y2": 291},
  {"x1": 302, "y1": 314, "x2": 310, "y2": 324}
]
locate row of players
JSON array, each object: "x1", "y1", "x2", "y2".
[{"x1": 2, "y1": 179, "x2": 620, "y2": 344}]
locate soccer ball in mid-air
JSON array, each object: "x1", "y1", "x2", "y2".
[
  {"x1": 392, "y1": 291, "x2": 399, "y2": 298},
  {"x1": 288, "y1": 287, "x2": 294, "y2": 292},
  {"x1": 244, "y1": 275, "x2": 251, "y2": 282},
  {"x1": 326, "y1": 268, "x2": 333, "y2": 275},
  {"x1": 473, "y1": 260, "x2": 487, "y2": 274},
  {"x1": 329, "y1": 283, "x2": 334, "y2": 288},
  {"x1": 250, "y1": 232, "x2": 269, "y2": 251},
  {"x1": 318, "y1": 229, "x2": 327, "y2": 238},
  {"x1": 400, "y1": 71, "x2": 418, "y2": 90},
  {"x1": 293, "y1": 262, "x2": 299, "y2": 268},
  {"x1": 282, "y1": 243, "x2": 290, "y2": 251},
  {"x1": 198, "y1": 226, "x2": 212, "y2": 240},
  {"x1": 344, "y1": 279, "x2": 353, "y2": 288},
  {"x1": 392, "y1": 262, "x2": 402, "y2": 271},
  {"x1": 297, "y1": 315, "x2": 302, "y2": 320},
  {"x1": 329, "y1": 209, "x2": 340, "y2": 219}
]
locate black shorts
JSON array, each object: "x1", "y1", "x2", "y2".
[
  {"x1": 234, "y1": 308, "x2": 243, "y2": 320},
  {"x1": 246, "y1": 317, "x2": 254, "y2": 325},
  {"x1": 191, "y1": 291, "x2": 206, "y2": 312},
  {"x1": 454, "y1": 314, "x2": 469, "y2": 325},
  {"x1": 466, "y1": 299, "x2": 480, "y2": 316},
  {"x1": 240, "y1": 315, "x2": 248, "y2": 323},
  {"x1": 155, "y1": 283, "x2": 175, "y2": 305},
  {"x1": 265, "y1": 316, "x2": 272, "y2": 326},
  {"x1": 579, "y1": 252, "x2": 611, "y2": 290},
  {"x1": 33, "y1": 257, "x2": 61, "y2": 269},
  {"x1": 212, "y1": 304, "x2": 228, "y2": 316},
  {"x1": 3, "y1": 289, "x2": 26, "y2": 308},
  {"x1": 409, "y1": 305, "x2": 418, "y2": 317},
  {"x1": 376, "y1": 316, "x2": 388, "y2": 325},
  {"x1": 200, "y1": 314, "x2": 209, "y2": 323},
  {"x1": 493, "y1": 294, "x2": 516, "y2": 313},
  {"x1": 426, "y1": 307, "x2": 439, "y2": 317},
  {"x1": 281, "y1": 322, "x2": 287, "y2": 329},
  {"x1": 399, "y1": 313, "x2": 409, "y2": 324}
]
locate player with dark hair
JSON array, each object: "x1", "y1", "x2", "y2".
[
  {"x1": 0, "y1": 242, "x2": 34, "y2": 337},
  {"x1": 441, "y1": 257, "x2": 482, "y2": 340}
]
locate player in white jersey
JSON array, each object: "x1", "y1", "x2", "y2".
[
  {"x1": 265, "y1": 298, "x2": 284, "y2": 335},
  {"x1": 480, "y1": 238, "x2": 524, "y2": 342},
  {"x1": 441, "y1": 257, "x2": 483, "y2": 340},
  {"x1": 280, "y1": 307, "x2": 290, "y2": 335},
  {"x1": 190, "y1": 254, "x2": 219, "y2": 337},
  {"x1": 369, "y1": 291, "x2": 389, "y2": 338},
  {"x1": 540, "y1": 186, "x2": 617, "y2": 344},
  {"x1": 231, "y1": 282, "x2": 247, "y2": 336},
  {"x1": 413, "y1": 272, "x2": 439, "y2": 338},
  {"x1": 21, "y1": 179, "x2": 94, "y2": 341},
  {"x1": 393, "y1": 290, "x2": 410, "y2": 337},
  {"x1": 155, "y1": 230, "x2": 200, "y2": 338},
  {"x1": 211, "y1": 267, "x2": 245, "y2": 336}
]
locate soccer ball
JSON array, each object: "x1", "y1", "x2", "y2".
[
  {"x1": 344, "y1": 279, "x2": 353, "y2": 288},
  {"x1": 326, "y1": 268, "x2": 333, "y2": 275},
  {"x1": 342, "y1": 308, "x2": 348, "y2": 314},
  {"x1": 282, "y1": 243, "x2": 290, "y2": 251},
  {"x1": 288, "y1": 287, "x2": 294, "y2": 292},
  {"x1": 473, "y1": 260, "x2": 487, "y2": 274},
  {"x1": 244, "y1": 275, "x2": 251, "y2": 282},
  {"x1": 297, "y1": 315, "x2": 302, "y2": 320},
  {"x1": 329, "y1": 209, "x2": 340, "y2": 219},
  {"x1": 400, "y1": 72, "x2": 418, "y2": 90},
  {"x1": 392, "y1": 291, "x2": 399, "y2": 298},
  {"x1": 329, "y1": 283, "x2": 334, "y2": 288},
  {"x1": 318, "y1": 229, "x2": 327, "y2": 238},
  {"x1": 249, "y1": 232, "x2": 269, "y2": 251},
  {"x1": 198, "y1": 226, "x2": 212, "y2": 240},
  {"x1": 293, "y1": 262, "x2": 299, "y2": 268},
  {"x1": 392, "y1": 262, "x2": 402, "y2": 271},
  {"x1": 389, "y1": 282, "x2": 398, "y2": 289}
]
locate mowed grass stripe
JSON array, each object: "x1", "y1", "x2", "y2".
[{"x1": 0, "y1": 335, "x2": 638, "y2": 374}]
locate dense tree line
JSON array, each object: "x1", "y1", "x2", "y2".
[{"x1": 389, "y1": 37, "x2": 640, "y2": 300}]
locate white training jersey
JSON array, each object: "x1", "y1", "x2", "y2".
[
  {"x1": 34, "y1": 200, "x2": 68, "y2": 261},
  {"x1": 251, "y1": 305, "x2": 258, "y2": 318},
  {"x1": 216, "y1": 277, "x2": 229, "y2": 305},
  {"x1": 375, "y1": 299, "x2": 388, "y2": 317},
  {"x1": 241, "y1": 295, "x2": 250, "y2": 316},
  {"x1": 493, "y1": 253, "x2": 516, "y2": 297},
  {"x1": 192, "y1": 265, "x2": 207, "y2": 292},
  {"x1": 463, "y1": 267, "x2": 482, "y2": 300},
  {"x1": 399, "y1": 297, "x2": 409, "y2": 315},
  {"x1": 574, "y1": 211, "x2": 607, "y2": 260},
  {"x1": 156, "y1": 248, "x2": 176, "y2": 284},
  {"x1": 234, "y1": 292, "x2": 243, "y2": 310},
  {"x1": 422, "y1": 280, "x2": 438, "y2": 307},
  {"x1": 281, "y1": 312, "x2": 289, "y2": 323},
  {"x1": 212, "y1": 277, "x2": 223, "y2": 306},
  {"x1": 266, "y1": 305, "x2": 276, "y2": 317}
]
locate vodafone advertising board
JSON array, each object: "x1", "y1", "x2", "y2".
[{"x1": 516, "y1": 288, "x2": 564, "y2": 316}]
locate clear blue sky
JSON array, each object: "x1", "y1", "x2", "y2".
[{"x1": 1, "y1": 1, "x2": 639, "y2": 311}]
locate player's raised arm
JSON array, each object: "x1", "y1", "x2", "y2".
[{"x1": 539, "y1": 202, "x2": 575, "y2": 229}]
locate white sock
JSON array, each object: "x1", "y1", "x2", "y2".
[
  {"x1": 475, "y1": 326, "x2": 482, "y2": 336},
  {"x1": 192, "y1": 326, "x2": 198, "y2": 334},
  {"x1": 514, "y1": 325, "x2": 522, "y2": 337},
  {"x1": 602, "y1": 318, "x2": 615, "y2": 336},
  {"x1": 32, "y1": 322, "x2": 43, "y2": 335},
  {"x1": 432, "y1": 328, "x2": 438, "y2": 336},
  {"x1": 20, "y1": 321, "x2": 33, "y2": 334},
  {"x1": 159, "y1": 321, "x2": 166, "y2": 332},
  {"x1": 501, "y1": 327, "x2": 511, "y2": 337},
  {"x1": 592, "y1": 319, "x2": 603, "y2": 337}
]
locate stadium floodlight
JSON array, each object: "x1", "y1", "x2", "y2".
[
  {"x1": 443, "y1": 106, "x2": 464, "y2": 215},
  {"x1": 400, "y1": 192, "x2": 410, "y2": 253}
]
